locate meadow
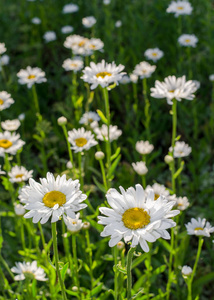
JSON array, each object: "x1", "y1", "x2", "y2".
[{"x1": 0, "y1": 0, "x2": 214, "y2": 299}]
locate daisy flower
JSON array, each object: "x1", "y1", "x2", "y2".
[
  {"x1": 19, "y1": 172, "x2": 87, "y2": 224},
  {"x1": 14, "y1": 203, "x2": 26, "y2": 216},
  {"x1": 150, "y1": 75, "x2": 197, "y2": 105},
  {"x1": 31, "y1": 17, "x2": 41, "y2": 24},
  {"x1": 103, "y1": 0, "x2": 111, "y2": 4},
  {"x1": 182, "y1": 265, "x2": 192, "y2": 278},
  {"x1": 130, "y1": 73, "x2": 138, "y2": 83},
  {"x1": 64, "y1": 213, "x2": 83, "y2": 233},
  {"x1": 145, "y1": 183, "x2": 171, "y2": 201},
  {"x1": 81, "y1": 60, "x2": 125, "y2": 90},
  {"x1": 174, "y1": 196, "x2": 189, "y2": 211},
  {"x1": 62, "y1": 3, "x2": 79, "y2": 14},
  {"x1": 115, "y1": 20, "x2": 122, "y2": 28},
  {"x1": 86, "y1": 38, "x2": 104, "y2": 54},
  {"x1": 178, "y1": 34, "x2": 198, "y2": 47},
  {"x1": 0, "y1": 54, "x2": 10, "y2": 67},
  {"x1": 82, "y1": 16, "x2": 96, "y2": 28},
  {"x1": 135, "y1": 140, "x2": 154, "y2": 155},
  {"x1": 11, "y1": 261, "x2": 47, "y2": 281},
  {"x1": 119, "y1": 75, "x2": 131, "y2": 84},
  {"x1": 209, "y1": 74, "x2": 214, "y2": 82},
  {"x1": 144, "y1": 48, "x2": 164, "y2": 62},
  {"x1": 0, "y1": 131, "x2": 25, "y2": 157},
  {"x1": 43, "y1": 31, "x2": 57, "y2": 43},
  {"x1": 64, "y1": 34, "x2": 89, "y2": 55},
  {"x1": 185, "y1": 218, "x2": 214, "y2": 237},
  {"x1": 9, "y1": 166, "x2": 33, "y2": 183},
  {"x1": 79, "y1": 111, "x2": 100, "y2": 125},
  {"x1": 0, "y1": 43, "x2": 6, "y2": 55},
  {"x1": 94, "y1": 124, "x2": 122, "y2": 142},
  {"x1": 1, "y1": 119, "x2": 21, "y2": 131},
  {"x1": 0, "y1": 91, "x2": 14, "y2": 111},
  {"x1": 17, "y1": 66, "x2": 47, "y2": 89},
  {"x1": 98, "y1": 184, "x2": 180, "y2": 252},
  {"x1": 133, "y1": 61, "x2": 156, "y2": 79},
  {"x1": 166, "y1": 1, "x2": 193, "y2": 17},
  {"x1": 132, "y1": 161, "x2": 148, "y2": 176},
  {"x1": 62, "y1": 57, "x2": 83, "y2": 72},
  {"x1": 169, "y1": 141, "x2": 192, "y2": 158},
  {"x1": 61, "y1": 25, "x2": 74, "y2": 34},
  {"x1": 68, "y1": 127, "x2": 98, "y2": 153}
]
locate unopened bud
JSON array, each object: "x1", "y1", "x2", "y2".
[
  {"x1": 82, "y1": 222, "x2": 90, "y2": 230},
  {"x1": 117, "y1": 241, "x2": 125, "y2": 250},
  {"x1": 164, "y1": 155, "x2": 173, "y2": 164},
  {"x1": 181, "y1": 265, "x2": 192, "y2": 279},
  {"x1": 66, "y1": 161, "x2": 73, "y2": 169},
  {"x1": 95, "y1": 151, "x2": 105, "y2": 160},
  {"x1": 14, "y1": 203, "x2": 26, "y2": 216},
  {"x1": 57, "y1": 116, "x2": 67, "y2": 126}
]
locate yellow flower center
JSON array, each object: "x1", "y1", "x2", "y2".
[
  {"x1": 15, "y1": 174, "x2": 24, "y2": 179},
  {"x1": 177, "y1": 6, "x2": 184, "y2": 9},
  {"x1": 89, "y1": 44, "x2": 96, "y2": 49},
  {"x1": 169, "y1": 90, "x2": 175, "y2": 93},
  {"x1": 0, "y1": 99, "x2": 4, "y2": 105},
  {"x1": 28, "y1": 74, "x2": 36, "y2": 79},
  {"x1": 78, "y1": 40, "x2": 86, "y2": 47},
  {"x1": 152, "y1": 53, "x2": 157, "y2": 56},
  {"x1": 43, "y1": 191, "x2": 66, "y2": 208},
  {"x1": 75, "y1": 137, "x2": 87, "y2": 147},
  {"x1": 71, "y1": 63, "x2": 78, "y2": 68},
  {"x1": 72, "y1": 221, "x2": 77, "y2": 225},
  {"x1": 96, "y1": 72, "x2": 112, "y2": 78},
  {"x1": 185, "y1": 39, "x2": 190, "y2": 43},
  {"x1": 122, "y1": 207, "x2": 150, "y2": 230},
  {"x1": 154, "y1": 193, "x2": 160, "y2": 200},
  {"x1": 194, "y1": 227, "x2": 203, "y2": 231},
  {"x1": 0, "y1": 139, "x2": 13, "y2": 149}
]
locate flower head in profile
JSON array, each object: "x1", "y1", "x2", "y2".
[
  {"x1": 178, "y1": 34, "x2": 198, "y2": 47},
  {"x1": 64, "y1": 213, "x2": 83, "y2": 233},
  {"x1": 150, "y1": 75, "x2": 197, "y2": 105},
  {"x1": 144, "y1": 48, "x2": 164, "y2": 62},
  {"x1": 61, "y1": 25, "x2": 74, "y2": 34},
  {"x1": 68, "y1": 127, "x2": 98, "y2": 153},
  {"x1": 174, "y1": 196, "x2": 189, "y2": 211},
  {"x1": 19, "y1": 172, "x2": 87, "y2": 224},
  {"x1": 1, "y1": 119, "x2": 21, "y2": 131},
  {"x1": 0, "y1": 131, "x2": 25, "y2": 157},
  {"x1": 133, "y1": 61, "x2": 156, "y2": 79},
  {"x1": 11, "y1": 261, "x2": 47, "y2": 281},
  {"x1": 43, "y1": 31, "x2": 57, "y2": 43},
  {"x1": 135, "y1": 140, "x2": 154, "y2": 155},
  {"x1": 145, "y1": 183, "x2": 171, "y2": 201},
  {"x1": 94, "y1": 124, "x2": 122, "y2": 142},
  {"x1": 169, "y1": 141, "x2": 192, "y2": 158},
  {"x1": 0, "y1": 43, "x2": 6, "y2": 55},
  {"x1": 185, "y1": 218, "x2": 214, "y2": 237},
  {"x1": 9, "y1": 166, "x2": 33, "y2": 183},
  {"x1": 132, "y1": 161, "x2": 148, "y2": 176},
  {"x1": 79, "y1": 111, "x2": 100, "y2": 125},
  {"x1": 166, "y1": 1, "x2": 193, "y2": 17},
  {"x1": 0, "y1": 91, "x2": 14, "y2": 111},
  {"x1": 62, "y1": 3, "x2": 79, "y2": 14},
  {"x1": 98, "y1": 184, "x2": 179, "y2": 252},
  {"x1": 17, "y1": 66, "x2": 47, "y2": 89},
  {"x1": 62, "y1": 57, "x2": 83, "y2": 72},
  {"x1": 81, "y1": 60, "x2": 126, "y2": 90},
  {"x1": 82, "y1": 16, "x2": 96, "y2": 28}
]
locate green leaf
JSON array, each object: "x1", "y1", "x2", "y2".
[
  {"x1": 158, "y1": 239, "x2": 171, "y2": 252},
  {"x1": 107, "y1": 154, "x2": 121, "y2": 179},
  {"x1": 60, "y1": 262, "x2": 69, "y2": 281},
  {"x1": 110, "y1": 147, "x2": 121, "y2": 162},
  {"x1": 91, "y1": 283, "x2": 103, "y2": 296},
  {"x1": 65, "y1": 289, "x2": 79, "y2": 296},
  {"x1": 93, "y1": 176, "x2": 106, "y2": 193},
  {"x1": 173, "y1": 161, "x2": 185, "y2": 179},
  {"x1": 107, "y1": 82, "x2": 117, "y2": 90},
  {"x1": 96, "y1": 109, "x2": 107, "y2": 124}
]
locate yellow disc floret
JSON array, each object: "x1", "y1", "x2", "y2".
[
  {"x1": 122, "y1": 207, "x2": 150, "y2": 230},
  {"x1": 0, "y1": 99, "x2": 4, "y2": 105},
  {"x1": 194, "y1": 227, "x2": 203, "y2": 231},
  {"x1": 43, "y1": 191, "x2": 66, "y2": 208},
  {"x1": 152, "y1": 53, "x2": 157, "y2": 56},
  {"x1": 177, "y1": 6, "x2": 184, "y2": 10},
  {"x1": 28, "y1": 74, "x2": 36, "y2": 79},
  {"x1": 15, "y1": 174, "x2": 24, "y2": 179},
  {"x1": 75, "y1": 137, "x2": 87, "y2": 147},
  {"x1": 154, "y1": 193, "x2": 160, "y2": 200},
  {"x1": 96, "y1": 72, "x2": 112, "y2": 78},
  {"x1": 0, "y1": 139, "x2": 13, "y2": 149},
  {"x1": 185, "y1": 39, "x2": 190, "y2": 43}
]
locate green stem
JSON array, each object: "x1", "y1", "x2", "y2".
[
  {"x1": 166, "y1": 228, "x2": 174, "y2": 300},
  {"x1": 32, "y1": 84, "x2": 40, "y2": 115},
  {"x1": 85, "y1": 230, "x2": 93, "y2": 290},
  {"x1": 38, "y1": 222, "x2": 46, "y2": 251},
  {"x1": 127, "y1": 247, "x2": 136, "y2": 300},
  {"x1": 99, "y1": 159, "x2": 108, "y2": 191},
  {"x1": 78, "y1": 152, "x2": 83, "y2": 189},
  {"x1": 71, "y1": 234, "x2": 81, "y2": 297},
  {"x1": 143, "y1": 78, "x2": 151, "y2": 141},
  {"x1": 190, "y1": 237, "x2": 203, "y2": 283},
  {"x1": 171, "y1": 99, "x2": 177, "y2": 194},
  {"x1": 51, "y1": 222, "x2": 67, "y2": 300},
  {"x1": 103, "y1": 88, "x2": 111, "y2": 188},
  {"x1": 62, "y1": 124, "x2": 74, "y2": 166},
  {"x1": 113, "y1": 246, "x2": 118, "y2": 300}
]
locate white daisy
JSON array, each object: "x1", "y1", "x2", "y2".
[
  {"x1": 19, "y1": 172, "x2": 87, "y2": 224},
  {"x1": 115, "y1": 20, "x2": 122, "y2": 28},
  {"x1": 62, "y1": 57, "x2": 83, "y2": 72},
  {"x1": 175, "y1": 196, "x2": 189, "y2": 211},
  {"x1": 144, "y1": 48, "x2": 164, "y2": 62},
  {"x1": 31, "y1": 17, "x2": 41, "y2": 24},
  {"x1": 150, "y1": 75, "x2": 197, "y2": 105},
  {"x1": 62, "y1": 3, "x2": 79, "y2": 14},
  {"x1": 0, "y1": 91, "x2": 14, "y2": 111},
  {"x1": 1, "y1": 119, "x2": 21, "y2": 131},
  {"x1": 0, "y1": 131, "x2": 25, "y2": 157},
  {"x1": 81, "y1": 60, "x2": 126, "y2": 90},
  {"x1": 64, "y1": 213, "x2": 83, "y2": 232},
  {"x1": 133, "y1": 61, "x2": 156, "y2": 79},
  {"x1": 17, "y1": 66, "x2": 47, "y2": 89},
  {"x1": 145, "y1": 183, "x2": 171, "y2": 201},
  {"x1": 98, "y1": 184, "x2": 180, "y2": 252},
  {"x1": 14, "y1": 203, "x2": 26, "y2": 216},
  {"x1": 79, "y1": 111, "x2": 100, "y2": 125},
  {"x1": 85, "y1": 38, "x2": 104, "y2": 54},
  {"x1": 43, "y1": 31, "x2": 57, "y2": 43},
  {"x1": 182, "y1": 265, "x2": 192, "y2": 277},
  {"x1": 61, "y1": 25, "x2": 74, "y2": 34},
  {"x1": 9, "y1": 166, "x2": 33, "y2": 183},
  {"x1": 209, "y1": 74, "x2": 214, "y2": 82},
  {"x1": 192, "y1": 80, "x2": 200, "y2": 91},
  {"x1": 166, "y1": 1, "x2": 193, "y2": 17},
  {"x1": 103, "y1": 0, "x2": 111, "y2": 4},
  {"x1": 11, "y1": 261, "x2": 47, "y2": 281},
  {"x1": 68, "y1": 127, "x2": 98, "y2": 153},
  {"x1": 64, "y1": 35, "x2": 89, "y2": 55},
  {"x1": 0, "y1": 43, "x2": 6, "y2": 55},
  {"x1": 119, "y1": 75, "x2": 131, "y2": 84},
  {"x1": 135, "y1": 140, "x2": 154, "y2": 155},
  {"x1": 0, "y1": 54, "x2": 10, "y2": 67},
  {"x1": 178, "y1": 34, "x2": 198, "y2": 47},
  {"x1": 130, "y1": 73, "x2": 138, "y2": 83},
  {"x1": 94, "y1": 124, "x2": 122, "y2": 142},
  {"x1": 132, "y1": 161, "x2": 148, "y2": 176},
  {"x1": 18, "y1": 113, "x2": 25, "y2": 121},
  {"x1": 82, "y1": 16, "x2": 96, "y2": 28},
  {"x1": 169, "y1": 141, "x2": 192, "y2": 158},
  {"x1": 185, "y1": 218, "x2": 214, "y2": 237}
]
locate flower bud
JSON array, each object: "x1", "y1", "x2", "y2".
[
  {"x1": 164, "y1": 155, "x2": 173, "y2": 164},
  {"x1": 95, "y1": 151, "x2": 105, "y2": 160},
  {"x1": 66, "y1": 161, "x2": 73, "y2": 169},
  {"x1": 82, "y1": 221, "x2": 90, "y2": 230},
  {"x1": 14, "y1": 203, "x2": 26, "y2": 216},
  {"x1": 57, "y1": 116, "x2": 67, "y2": 126},
  {"x1": 181, "y1": 265, "x2": 192, "y2": 278},
  {"x1": 117, "y1": 241, "x2": 125, "y2": 250}
]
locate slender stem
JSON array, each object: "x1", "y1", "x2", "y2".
[
  {"x1": 78, "y1": 152, "x2": 83, "y2": 189},
  {"x1": 143, "y1": 78, "x2": 151, "y2": 141},
  {"x1": 51, "y1": 222, "x2": 67, "y2": 300},
  {"x1": 113, "y1": 246, "x2": 118, "y2": 300},
  {"x1": 99, "y1": 159, "x2": 108, "y2": 191},
  {"x1": 103, "y1": 88, "x2": 111, "y2": 187},
  {"x1": 127, "y1": 247, "x2": 136, "y2": 300},
  {"x1": 171, "y1": 99, "x2": 177, "y2": 194},
  {"x1": 62, "y1": 124, "x2": 74, "y2": 166},
  {"x1": 166, "y1": 228, "x2": 174, "y2": 300},
  {"x1": 38, "y1": 222, "x2": 46, "y2": 251},
  {"x1": 62, "y1": 221, "x2": 74, "y2": 274},
  {"x1": 190, "y1": 237, "x2": 203, "y2": 283},
  {"x1": 20, "y1": 220, "x2": 26, "y2": 251},
  {"x1": 32, "y1": 84, "x2": 40, "y2": 115},
  {"x1": 71, "y1": 234, "x2": 80, "y2": 295},
  {"x1": 85, "y1": 230, "x2": 93, "y2": 289}
]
